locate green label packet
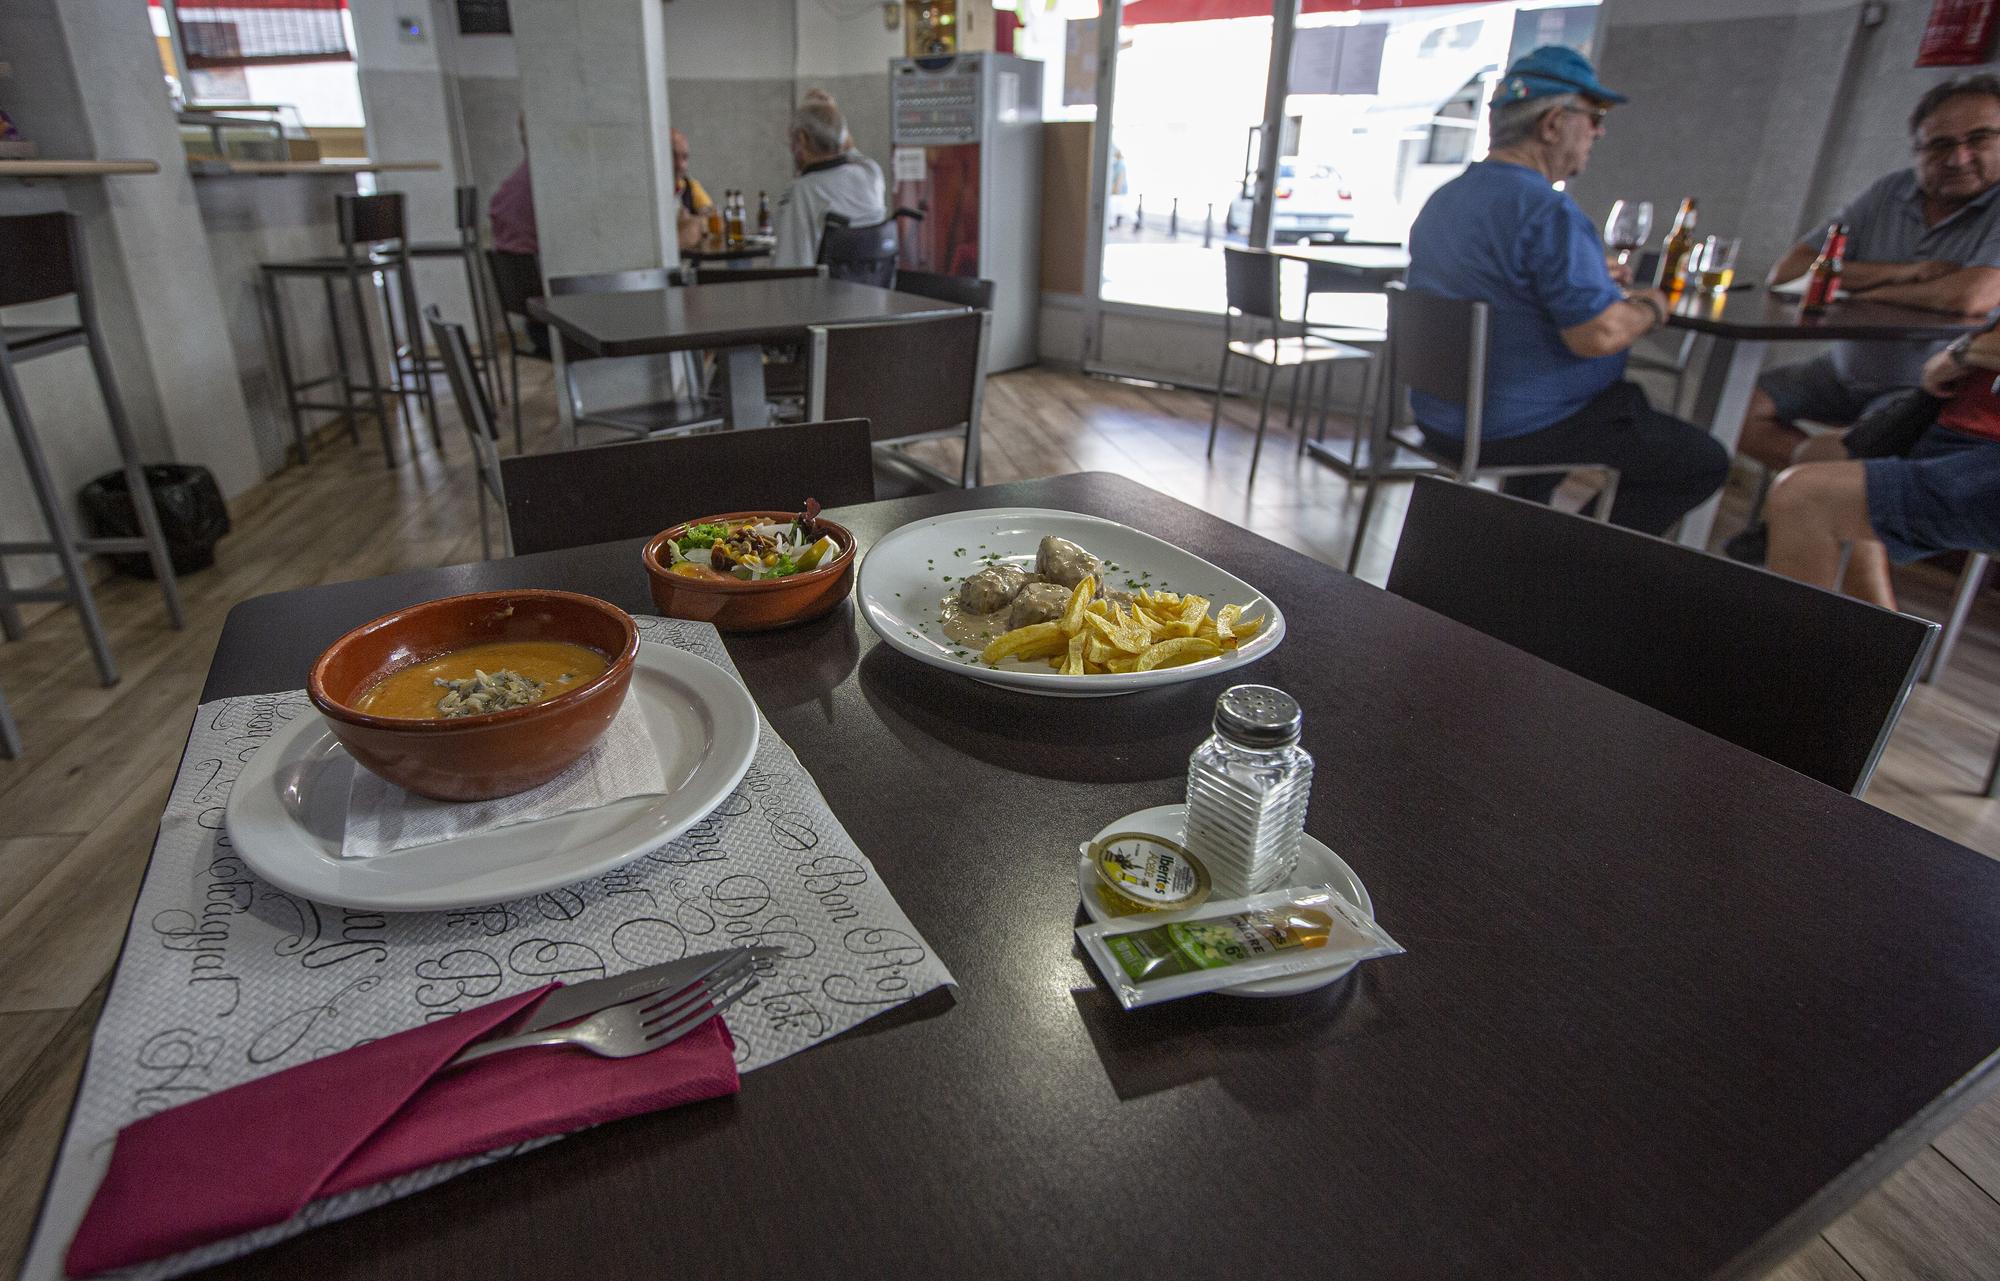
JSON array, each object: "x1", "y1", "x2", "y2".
[{"x1": 1105, "y1": 912, "x2": 1318, "y2": 982}]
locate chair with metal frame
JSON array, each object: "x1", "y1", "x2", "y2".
[
  {"x1": 424, "y1": 306, "x2": 509, "y2": 560},
  {"x1": 1207, "y1": 247, "x2": 1370, "y2": 486},
  {"x1": 806, "y1": 310, "x2": 988, "y2": 490},
  {"x1": 483, "y1": 247, "x2": 542, "y2": 452},
  {"x1": 260, "y1": 192, "x2": 440, "y2": 467},
  {"x1": 409, "y1": 185, "x2": 504, "y2": 411},
  {"x1": 0, "y1": 212, "x2": 185, "y2": 688},
  {"x1": 1346, "y1": 282, "x2": 1620, "y2": 574},
  {"x1": 1917, "y1": 551, "x2": 1993, "y2": 688},
  {"x1": 1386, "y1": 476, "x2": 1937, "y2": 796},
  {"x1": 499, "y1": 418, "x2": 876, "y2": 556},
  {"x1": 545, "y1": 266, "x2": 717, "y2": 448}
]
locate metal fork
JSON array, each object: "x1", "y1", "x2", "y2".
[{"x1": 447, "y1": 948, "x2": 760, "y2": 1069}]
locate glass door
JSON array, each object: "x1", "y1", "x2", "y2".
[{"x1": 1093, "y1": 0, "x2": 1281, "y2": 315}]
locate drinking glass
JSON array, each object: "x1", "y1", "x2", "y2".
[
  {"x1": 1692, "y1": 236, "x2": 1740, "y2": 295},
  {"x1": 1604, "y1": 199, "x2": 1653, "y2": 267}
]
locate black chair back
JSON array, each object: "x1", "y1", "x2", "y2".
[
  {"x1": 1384, "y1": 477, "x2": 1937, "y2": 794},
  {"x1": 453, "y1": 185, "x2": 479, "y2": 234},
  {"x1": 1222, "y1": 247, "x2": 1281, "y2": 321},
  {"x1": 811, "y1": 312, "x2": 984, "y2": 446},
  {"x1": 893, "y1": 269, "x2": 995, "y2": 310},
  {"x1": 0, "y1": 212, "x2": 81, "y2": 309},
  {"x1": 818, "y1": 215, "x2": 899, "y2": 288},
  {"x1": 546, "y1": 266, "x2": 687, "y2": 296},
  {"x1": 485, "y1": 248, "x2": 543, "y2": 319},
  {"x1": 500, "y1": 418, "x2": 877, "y2": 555},
  {"x1": 337, "y1": 192, "x2": 407, "y2": 253},
  {"x1": 424, "y1": 306, "x2": 498, "y2": 447},
  {"x1": 694, "y1": 265, "x2": 827, "y2": 285}
]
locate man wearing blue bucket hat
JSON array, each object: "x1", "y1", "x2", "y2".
[{"x1": 1406, "y1": 46, "x2": 1728, "y2": 536}]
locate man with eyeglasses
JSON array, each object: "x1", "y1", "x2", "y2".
[
  {"x1": 1738, "y1": 75, "x2": 2000, "y2": 478},
  {"x1": 1405, "y1": 46, "x2": 1727, "y2": 535}
]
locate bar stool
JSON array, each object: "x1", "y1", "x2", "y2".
[
  {"x1": 409, "y1": 186, "x2": 504, "y2": 411},
  {"x1": 0, "y1": 212, "x2": 184, "y2": 688},
  {"x1": 259, "y1": 192, "x2": 440, "y2": 468}
]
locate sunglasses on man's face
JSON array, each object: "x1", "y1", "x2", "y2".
[
  {"x1": 1916, "y1": 127, "x2": 2000, "y2": 161},
  {"x1": 1557, "y1": 104, "x2": 1611, "y2": 129}
]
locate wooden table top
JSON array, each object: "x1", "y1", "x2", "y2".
[
  {"x1": 1665, "y1": 287, "x2": 1986, "y2": 341},
  {"x1": 528, "y1": 278, "x2": 964, "y2": 356},
  {"x1": 684, "y1": 237, "x2": 774, "y2": 263},
  {"x1": 161, "y1": 474, "x2": 2000, "y2": 1281}
]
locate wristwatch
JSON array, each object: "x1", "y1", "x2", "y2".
[{"x1": 1628, "y1": 293, "x2": 1667, "y2": 329}]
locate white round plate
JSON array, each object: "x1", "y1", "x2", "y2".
[
  {"x1": 857, "y1": 508, "x2": 1285, "y2": 698},
  {"x1": 226, "y1": 644, "x2": 760, "y2": 911},
  {"x1": 1077, "y1": 804, "x2": 1375, "y2": 998}
]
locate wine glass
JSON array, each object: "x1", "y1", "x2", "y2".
[{"x1": 1604, "y1": 199, "x2": 1653, "y2": 268}]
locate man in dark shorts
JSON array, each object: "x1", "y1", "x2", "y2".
[
  {"x1": 1741, "y1": 75, "x2": 2000, "y2": 473},
  {"x1": 1766, "y1": 333, "x2": 2000, "y2": 610}
]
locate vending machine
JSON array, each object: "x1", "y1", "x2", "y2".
[{"x1": 889, "y1": 52, "x2": 1043, "y2": 371}]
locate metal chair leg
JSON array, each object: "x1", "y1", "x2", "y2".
[
  {"x1": 509, "y1": 341, "x2": 522, "y2": 454},
  {"x1": 1206, "y1": 347, "x2": 1232, "y2": 459},
  {"x1": 0, "y1": 556, "x2": 22, "y2": 641},
  {"x1": 1247, "y1": 363, "x2": 1279, "y2": 487},
  {"x1": 346, "y1": 266, "x2": 397, "y2": 466},
  {"x1": 1346, "y1": 389, "x2": 1389, "y2": 576},
  {"x1": 462, "y1": 249, "x2": 504, "y2": 410},
  {"x1": 395, "y1": 264, "x2": 443, "y2": 449},
  {"x1": 1924, "y1": 552, "x2": 1991, "y2": 684},
  {"x1": 0, "y1": 683, "x2": 20, "y2": 759},
  {"x1": 259, "y1": 270, "x2": 311, "y2": 465},
  {"x1": 477, "y1": 482, "x2": 492, "y2": 560},
  {"x1": 1985, "y1": 734, "x2": 1998, "y2": 799},
  {"x1": 0, "y1": 351, "x2": 118, "y2": 685},
  {"x1": 84, "y1": 330, "x2": 184, "y2": 628},
  {"x1": 1592, "y1": 468, "x2": 1620, "y2": 522},
  {"x1": 322, "y1": 275, "x2": 362, "y2": 445}
]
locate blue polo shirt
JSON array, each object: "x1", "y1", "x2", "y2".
[{"x1": 1407, "y1": 161, "x2": 1626, "y2": 440}]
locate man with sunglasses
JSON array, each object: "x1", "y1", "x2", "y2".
[
  {"x1": 1739, "y1": 75, "x2": 2000, "y2": 478},
  {"x1": 1405, "y1": 46, "x2": 1727, "y2": 535}
]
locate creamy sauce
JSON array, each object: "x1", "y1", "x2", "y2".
[
  {"x1": 355, "y1": 640, "x2": 609, "y2": 719},
  {"x1": 939, "y1": 595, "x2": 1016, "y2": 649}
]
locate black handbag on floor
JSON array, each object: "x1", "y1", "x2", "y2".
[{"x1": 1841, "y1": 388, "x2": 1943, "y2": 460}]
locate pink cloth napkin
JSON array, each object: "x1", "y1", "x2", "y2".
[{"x1": 66, "y1": 984, "x2": 739, "y2": 1277}]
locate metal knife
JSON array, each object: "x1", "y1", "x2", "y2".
[{"x1": 515, "y1": 946, "x2": 782, "y2": 1033}]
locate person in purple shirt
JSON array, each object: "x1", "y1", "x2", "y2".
[
  {"x1": 487, "y1": 114, "x2": 547, "y2": 357},
  {"x1": 1407, "y1": 47, "x2": 1726, "y2": 535}
]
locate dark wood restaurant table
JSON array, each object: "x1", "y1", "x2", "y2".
[
  {"x1": 682, "y1": 235, "x2": 775, "y2": 266},
  {"x1": 527, "y1": 277, "x2": 964, "y2": 429},
  {"x1": 1269, "y1": 241, "x2": 1410, "y2": 289},
  {"x1": 1665, "y1": 288, "x2": 1984, "y2": 549},
  {"x1": 109, "y1": 473, "x2": 2000, "y2": 1281}
]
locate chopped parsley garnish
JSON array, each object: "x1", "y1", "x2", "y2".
[{"x1": 677, "y1": 522, "x2": 730, "y2": 550}]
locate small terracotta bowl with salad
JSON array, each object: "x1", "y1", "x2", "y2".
[{"x1": 640, "y1": 500, "x2": 857, "y2": 632}]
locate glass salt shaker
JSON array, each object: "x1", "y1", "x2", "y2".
[{"x1": 1184, "y1": 685, "x2": 1314, "y2": 898}]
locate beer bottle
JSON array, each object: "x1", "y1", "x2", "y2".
[
  {"x1": 726, "y1": 190, "x2": 745, "y2": 245},
  {"x1": 705, "y1": 195, "x2": 724, "y2": 243},
  {"x1": 756, "y1": 191, "x2": 772, "y2": 238},
  {"x1": 1801, "y1": 222, "x2": 1848, "y2": 313},
  {"x1": 1654, "y1": 198, "x2": 1699, "y2": 292}
]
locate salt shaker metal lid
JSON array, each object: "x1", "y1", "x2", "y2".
[{"x1": 1212, "y1": 684, "x2": 1302, "y2": 749}]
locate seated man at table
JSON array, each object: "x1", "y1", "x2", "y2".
[
  {"x1": 802, "y1": 88, "x2": 886, "y2": 205},
  {"x1": 772, "y1": 99, "x2": 886, "y2": 269},
  {"x1": 1739, "y1": 75, "x2": 2000, "y2": 474},
  {"x1": 1407, "y1": 46, "x2": 1728, "y2": 536},
  {"x1": 1765, "y1": 330, "x2": 2000, "y2": 610},
  {"x1": 489, "y1": 112, "x2": 548, "y2": 358},
  {"x1": 672, "y1": 127, "x2": 715, "y2": 254}
]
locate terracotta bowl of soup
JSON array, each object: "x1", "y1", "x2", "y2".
[
  {"x1": 640, "y1": 511, "x2": 858, "y2": 633},
  {"x1": 308, "y1": 590, "x2": 641, "y2": 802}
]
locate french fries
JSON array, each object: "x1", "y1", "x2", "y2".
[{"x1": 975, "y1": 572, "x2": 1264, "y2": 677}]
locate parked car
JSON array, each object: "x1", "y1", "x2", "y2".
[{"x1": 1229, "y1": 158, "x2": 1357, "y2": 243}]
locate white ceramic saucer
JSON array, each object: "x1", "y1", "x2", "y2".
[{"x1": 1077, "y1": 803, "x2": 1375, "y2": 998}]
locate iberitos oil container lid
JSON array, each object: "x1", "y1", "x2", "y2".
[{"x1": 1087, "y1": 831, "x2": 1213, "y2": 916}]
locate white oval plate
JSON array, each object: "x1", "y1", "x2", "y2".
[
  {"x1": 857, "y1": 508, "x2": 1285, "y2": 698},
  {"x1": 1077, "y1": 804, "x2": 1375, "y2": 998},
  {"x1": 226, "y1": 644, "x2": 760, "y2": 911}
]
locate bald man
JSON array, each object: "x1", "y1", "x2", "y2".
[{"x1": 672, "y1": 127, "x2": 714, "y2": 252}]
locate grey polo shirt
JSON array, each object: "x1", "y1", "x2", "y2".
[
  {"x1": 772, "y1": 155, "x2": 887, "y2": 269},
  {"x1": 1813, "y1": 169, "x2": 2000, "y2": 390}
]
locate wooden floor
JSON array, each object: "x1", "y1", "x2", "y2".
[{"x1": 1, "y1": 356, "x2": 1997, "y2": 1279}]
